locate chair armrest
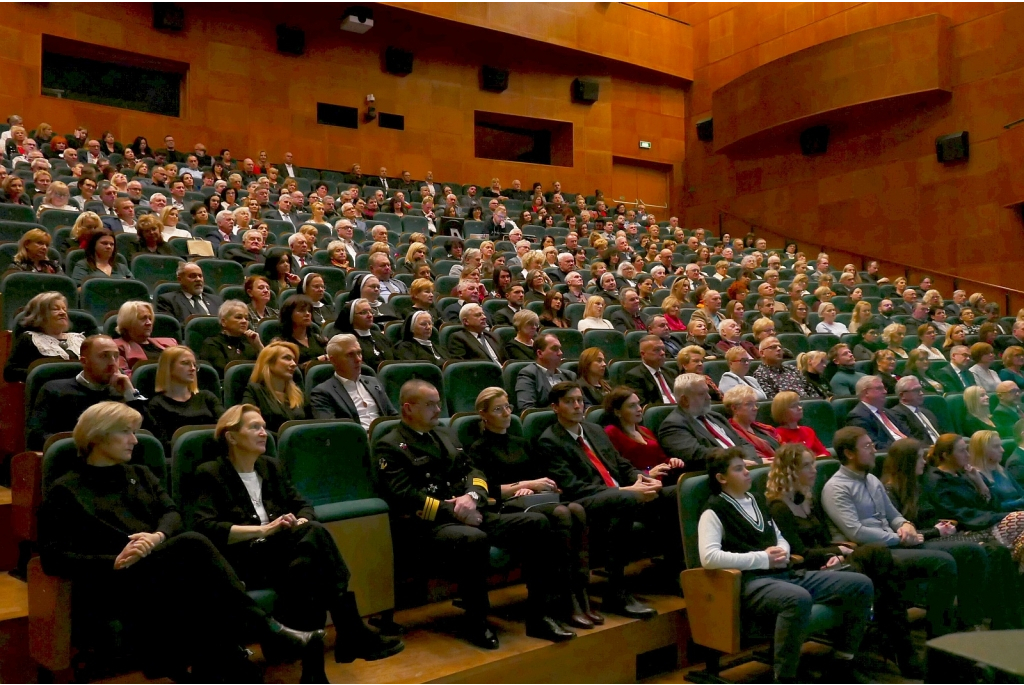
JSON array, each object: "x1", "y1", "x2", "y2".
[
  {"x1": 680, "y1": 567, "x2": 742, "y2": 654},
  {"x1": 28, "y1": 557, "x2": 73, "y2": 672},
  {"x1": 10, "y1": 451, "x2": 42, "y2": 542}
]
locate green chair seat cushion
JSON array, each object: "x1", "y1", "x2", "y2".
[{"x1": 313, "y1": 498, "x2": 390, "y2": 523}]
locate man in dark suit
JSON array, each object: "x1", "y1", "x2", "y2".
[
  {"x1": 373, "y1": 379, "x2": 575, "y2": 649},
  {"x1": 226, "y1": 230, "x2": 267, "y2": 266},
  {"x1": 933, "y1": 345, "x2": 975, "y2": 394},
  {"x1": 515, "y1": 333, "x2": 576, "y2": 411},
  {"x1": 658, "y1": 372, "x2": 759, "y2": 472},
  {"x1": 310, "y1": 335, "x2": 396, "y2": 428},
  {"x1": 491, "y1": 284, "x2": 524, "y2": 327},
  {"x1": 608, "y1": 288, "x2": 647, "y2": 333},
  {"x1": 207, "y1": 210, "x2": 243, "y2": 252},
  {"x1": 889, "y1": 377, "x2": 943, "y2": 445},
  {"x1": 375, "y1": 166, "x2": 391, "y2": 193},
  {"x1": 648, "y1": 315, "x2": 683, "y2": 358},
  {"x1": 276, "y1": 151, "x2": 297, "y2": 180},
  {"x1": 992, "y1": 381, "x2": 1024, "y2": 438},
  {"x1": 624, "y1": 335, "x2": 677, "y2": 406},
  {"x1": 396, "y1": 170, "x2": 418, "y2": 196},
  {"x1": 442, "y1": 282, "x2": 483, "y2": 324},
  {"x1": 101, "y1": 197, "x2": 138, "y2": 234},
  {"x1": 262, "y1": 194, "x2": 299, "y2": 227},
  {"x1": 945, "y1": 290, "x2": 967, "y2": 320},
  {"x1": 27, "y1": 335, "x2": 147, "y2": 449},
  {"x1": 156, "y1": 262, "x2": 224, "y2": 324},
  {"x1": 546, "y1": 253, "x2": 576, "y2": 285},
  {"x1": 844, "y1": 375, "x2": 910, "y2": 451},
  {"x1": 872, "y1": 299, "x2": 897, "y2": 330},
  {"x1": 446, "y1": 304, "x2": 505, "y2": 364},
  {"x1": 537, "y1": 382, "x2": 672, "y2": 616},
  {"x1": 897, "y1": 289, "x2": 918, "y2": 316}
]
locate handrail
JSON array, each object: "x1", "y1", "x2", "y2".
[{"x1": 715, "y1": 206, "x2": 1024, "y2": 308}]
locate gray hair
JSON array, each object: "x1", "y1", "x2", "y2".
[
  {"x1": 326, "y1": 333, "x2": 358, "y2": 357},
  {"x1": 855, "y1": 375, "x2": 879, "y2": 397},
  {"x1": 895, "y1": 375, "x2": 920, "y2": 394},
  {"x1": 459, "y1": 302, "x2": 483, "y2": 323},
  {"x1": 176, "y1": 260, "x2": 201, "y2": 277},
  {"x1": 287, "y1": 232, "x2": 305, "y2": 247},
  {"x1": 218, "y1": 299, "x2": 248, "y2": 323},
  {"x1": 673, "y1": 372, "x2": 707, "y2": 397},
  {"x1": 215, "y1": 209, "x2": 234, "y2": 223}
]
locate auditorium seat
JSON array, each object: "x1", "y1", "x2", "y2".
[
  {"x1": 608, "y1": 359, "x2": 643, "y2": 387},
  {"x1": 131, "y1": 360, "x2": 221, "y2": 400},
  {"x1": 197, "y1": 258, "x2": 244, "y2": 291},
  {"x1": 130, "y1": 253, "x2": 184, "y2": 292},
  {"x1": 545, "y1": 328, "x2": 583, "y2": 360},
  {"x1": 799, "y1": 400, "x2": 838, "y2": 448},
  {"x1": 944, "y1": 393, "x2": 966, "y2": 435},
  {"x1": 583, "y1": 329, "x2": 627, "y2": 360},
  {"x1": 222, "y1": 361, "x2": 256, "y2": 407},
  {"x1": 377, "y1": 361, "x2": 446, "y2": 417},
  {"x1": 0, "y1": 202, "x2": 35, "y2": 222},
  {"x1": 442, "y1": 360, "x2": 502, "y2": 414},
  {"x1": 79, "y1": 278, "x2": 150, "y2": 322},
  {"x1": 182, "y1": 315, "x2": 221, "y2": 353},
  {"x1": 1, "y1": 272, "x2": 77, "y2": 329},
  {"x1": 521, "y1": 408, "x2": 557, "y2": 444},
  {"x1": 642, "y1": 404, "x2": 675, "y2": 434}
]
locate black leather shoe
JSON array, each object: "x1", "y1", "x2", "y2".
[
  {"x1": 335, "y1": 630, "x2": 405, "y2": 663},
  {"x1": 526, "y1": 616, "x2": 577, "y2": 642},
  {"x1": 463, "y1": 623, "x2": 500, "y2": 650},
  {"x1": 603, "y1": 594, "x2": 657, "y2": 620},
  {"x1": 262, "y1": 619, "x2": 326, "y2": 663}
]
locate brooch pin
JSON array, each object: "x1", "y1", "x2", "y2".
[
  {"x1": 130, "y1": 478, "x2": 136, "y2": 484},
  {"x1": 399, "y1": 442, "x2": 408, "y2": 450}
]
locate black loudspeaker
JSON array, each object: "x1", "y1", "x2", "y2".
[
  {"x1": 276, "y1": 25, "x2": 305, "y2": 55},
  {"x1": 153, "y1": 3, "x2": 184, "y2": 31},
  {"x1": 799, "y1": 125, "x2": 830, "y2": 156},
  {"x1": 384, "y1": 47, "x2": 414, "y2": 76},
  {"x1": 936, "y1": 131, "x2": 969, "y2": 163},
  {"x1": 482, "y1": 65, "x2": 509, "y2": 93},
  {"x1": 572, "y1": 78, "x2": 599, "y2": 104},
  {"x1": 696, "y1": 117, "x2": 713, "y2": 142}
]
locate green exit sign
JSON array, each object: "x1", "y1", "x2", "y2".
[{"x1": 639, "y1": 140, "x2": 652, "y2": 149}]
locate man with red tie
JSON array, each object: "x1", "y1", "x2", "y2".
[
  {"x1": 843, "y1": 375, "x2": 910, "y2": 451},
  {"x1": 538, "y1": 382, "x2": 680, "y2": 614},
  {"x1": 624, "y1": 335, "x2": 677, "y2": 406}
]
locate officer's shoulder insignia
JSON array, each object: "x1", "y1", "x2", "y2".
[{"x1": 378, "y1": 457, "x2": 387, "y2": 470}]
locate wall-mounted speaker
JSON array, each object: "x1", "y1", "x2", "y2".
[
  {"x1": 572, "y1": 78, "x2": 599, "y2": 104},
  {"x1": 384, "y1": 47, "x2": 414, "y2": 76},
  {"x1": 799, "y1": 125, "x2": 829, "y2": 156},
  {"x1": 936, "y1": 131, "x2": 969, "y2": 163},
  {"x1": 153, "y1": 3, "x2": 184, "y2": 31},
  {"x1": 276, "y1": 25, "x2": 305, "y2": 55},
  {"x1": 696, "y1": 117, "x2": 713, "y2": 142},
  {"x1": 482, "y1": 65, "x2": 509, "y2": 93}
]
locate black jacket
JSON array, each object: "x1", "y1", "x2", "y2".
[
  {"x1": 28, "y1": 377, "x2": 146, "y2": 450},
  {"x1": 888, "y1": 403, "x2": 942, "y2": 444},
  {"x1": 492, "y1": 305, "x2": 520, "y2": 328},
  {"x1": 537, "y1": 421, "x2": 641, "y2": 500},
  {"x1": 156, "y1": 291, "x2": 224, "y2": 323},
  {"x1": 446, "y1": 329, "x2": 505, "y2": 363},
  {"x1": 309, "y1": 374, "x2": 397, "y2": 421},
  {"x1": 608, "y1": 308, "x2": 646, "y2": 333},
  {"x1": 844, "y1": 402, "x2": 910, "y2": 451},
  {"x1": 240, "y1": 382, "x2": 308, "y2": 433},
  {"x1": 623, "y1": 364, "x2": 677, "y2": 407},
  {"x1": 656, "y1": 407, "x2": 758, "y2": 472}
]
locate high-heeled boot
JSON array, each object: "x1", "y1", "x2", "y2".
[{"x1": 332, "y1": 591, "x2": 405, "y2": 663}]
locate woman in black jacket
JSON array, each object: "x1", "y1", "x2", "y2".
[
  {"x1": 193, "y1": 404, "x2": 403, "y2": 680},
  {"x1": 393, "y1": 310, "x2": 447, "y2": 366},
  {"x1": 38, "y1": 402, "x2": 320, "y2": 681},
  {"x1": 240, "y1": 341, "x2": 309, "y2": 433},
  {"x1": 334, "y1": 298, "x2": 394, "y2": 369}
]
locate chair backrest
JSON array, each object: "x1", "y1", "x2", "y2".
[
  {"x1": 922, "y1": 394, "x2": 954, "y2": 434},
  {"x1": 799, "y1": 399, "x2": 838, "y2": 448},
  {"x1": 377, "y1": 361, "x2": 446, "y2": 417},
  {"x1": 79, "y1": 278, "x2": 151, "y2": 322},
  {"x1": 609, "y1": 359, "x2": 642, "y2": 387},
  {"x1": 182, "y1": 315, "x2": 222, "y2": 353},
  {"x1": 369, "y1": 416, "x2": 402, "y2": 446},
  {"x1": 677, "y1": 473, "x2": 711, "y2": 569},
  {"x1": 521, "y1": 408, "x2": 557, "y2": 444},
  {"x1": 223, "y1": 362, "x2": 256, "y2": 406},
  {"x1": 442, "y1": 360, "x2": 503, "y2": 414},
  {"x1": 131, "y1": 360, "x2": 221, "y2": 399},
  {"x1": 812, "y1": 459, "x2": 841, "y2": 501},
  {"x1": 25, "y1": 361, "x2": 83, "y2": 410},
  {"x1": 546, "y1": 328, "x2": 584, "y2": 361},
  {"x1": 582, "y1": 329, "x2": 626, "y2": 360},
  {"x1": 198, "y1": 259, "x2": 244, "y2": 291},
  {"x1": 43, "y1": 433, "x2": 167, "y2": 493},
  {"x1": 303, "y1": 361, "x2": 336, "y2": 400},
  {"x1": 829, "y1": 397, "x2": 862, "y2": 429},
  {"x1": 438, "y1": 323, "x2": 464, "y2": 350},
  {"x1": 1, "y1": 272, "x2": 77, "y2": 329},
  {"x1": 944, "y1": 393, "x2": 966, "y2": 435},
  {"x1": 642, "y1": 404, "x2": 676, "y2": 434},
  {"x1": 130, "y1": 254, "x2": 184, "y2": 292},
  {"x1": 277, "y1": 421, "x2": 378, "y2": 505}
]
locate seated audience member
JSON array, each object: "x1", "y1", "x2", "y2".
[
  {"x1": 723, "y1": 384, "x2": 780, "y2": 463},
  {"x1": 347, "y1": 274, "x2": 400, "y2": 326},
  {"x1": 718, "y1": 346, "x2": 766, "y2": 399},
  {"x1": 683, "y1": 317, "x2": 718, "y2": 358},
  {"x1": 828, "y1": 344, "x2": 866, "y2": 397},
  {"x1": 538, "y1": 382, "x2": 670, "y2": 617},
  {"x1": 399, "y1": 277, "x2": 442, "y2": 325},
  {"x1": 970, "y1": 430, "x2": 1024, "y2": 511},
  {"x1": 244, "y1": 275, "x2": 278, "y2": 329},
  {"x1": 660, "y1": 296, "x2": 686, "y2": 332},
  {"x1": 27, "y1": 335, "x2": 147, "y2": 449},
  {"x1": 193, "y1": 404, "x2": 403, "y2": 680},
  {"x1": 515, "y1": 333, "x2": 577, "y2": 410},
  {"x1": 698, "y1": 448, "x2": 873, "y2": 683},
  {"x1": 658, "y1": 373, "x2": 759, "y2": 472},
  {"x1": 577, "y1": 347, "x2": 611, "y2": 408},
  {"x1": 198, "y1": 300, "x2": 263, "y2": 375},
  {"x1": 227, "y1": 230, "x2": 267, "y2": 266},
  {"x1": 596, "y1": 272, "x2": 620, "y2": 305},
  {"x1": 577, "y1": 296, "x2": 613, "y2": 333},
  {"x1": 888, "y1": 376, "x2": 943, "y2": 445},
  {"x1": 882, "y1": 323, "x2": 908, "y2": 359},
  {"x1": 601, "y1": 387, "x2": 682, "y2": 481},
  {"x1": 754, "y1": 337, "x2": 821, "y2": 399},
  {"x1": 792, "y1": 351, "x2": 829, "y2": 398},
  {"x1": 112, "y1": 301, "x2": 177, "y2": 376},
  {"x1": 771, "y1": 391, "x2": 828, "y2": 456},
  {"x1": 263, "y1": 251, "x2": 300, "y2": 297},
  {"x1": 647, "y1": 315, "x2": 682, "y2": 358},
  {"x1": 296, "y1": 273, "x2": 329, "y2": 328},
  {"x1": 333, "y1": 298, "x2": 394, "y2": 369},
  {"x1": 11, "y1": 228, "x2": 61, "y2": 273},
  {"x1": 869, "y1": 348, "x2": 900, "y2": 394},
  {"x1": 277, "y1": 295, "x2": 327, "y2": 365},
  {"x1": 764, "y1": 444, "x2": 919, "y2": 676},
  {"x1": 624, "y1": 334, "x2": 677, "y2": 406},
  {"x1": 443, "y1": 281, "x2": 483, "y2": 324},
  {"x1": 241, "y1": 342, "x2": 308, "y2": 433},
  {"x1": 925, "y1": 433, "x2": 1024, "y2": 570},
  {"x1": 715, "y1": 320, "x2": 758, "y2": 361},
  {"x1": 778, "y1": 300, "x2": 813, "y2": 335},
  {"x1": 4, "y1": 292, "x2": 85, "y2": 383},
  {"x1": 523, "y1": 268, "x2": 550, "y2": 305},
  {"x1": 822, "y1": 428, "x2": 958, "y2": 637},
  {"x1": 905, "y1": 348, "x2": 944, "y2": 393},
  {"x1": 851, "y1": 324, "x2": 885, "y2": 361},
  {"x1": 916, "y1": 323, "x2": 945, "y2": 360},
  {"x1": 71, "y1": 229, "x2": 133, "y2": 285},
  {"x1": 963, "y1": 385, "x2": 998, "y2": 435},
  {"x1": 676, "y1": 345, "x2": 723, "y2": 400},
  {"x1": 310, "y1": 334, "x2": 397, "y2": 428},
  {"x1": 943, "y1": 324, "x2": 967, "y2": 356},
  {"x1": 130, "y1": 214, "x2": 176, "y2": 258},
  {"x1": 145, "y1": 346, "x2": 223, "y2": 451},
  {"x1": 394, "y1": 310, "x2": 447, "y2": 366},
  {"x1": 492, "y1": 283, "x2": 524, "y2": 328},
  {"x1": 992, "y1": 380, "x2": 1024, "y2": 438},
  {"x1": 1007, "y1": 419, "x2": 1024, "y2": 488},
  {"x1": 505, "y1": 309, "x2": 540, "y2": 361},
  {"x1": 469, "y1": 387, "x2": 600, "y2": 629},
  {"x1": 814, "y1": 302, "x2": 848, "y2": 336},
  {"x1": 38, "y1": 402, "x2": 321, "y2": 682},
  {"x1": 999, "y1": 345, "x2": 1024, "y2": 388},
  {"x1": 844, "y1": 375, "x2": 909, "y2": 451},
  {"x1": 448, "y1": 303, "x2": 505, "y2": 363},
  {"x1": 369, "y1": 252, "x2": 407, "y2": 302},
  {"x1": 609, "y1": 288, "x2": 647, "y2": 332},
  {"x1": 157, "y1": 262, "x2": 224, "y2": 324},
  {"x1": 375, "y1": 379, "x2": 576, "y2": 648},
  {"x1": 539, "y1": 290, "x2": 570, "y2": 329}
]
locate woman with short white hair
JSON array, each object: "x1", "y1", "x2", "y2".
[
  {"x1": 199, "y1": 299, "x2": 264, "y2": 375},
  {"x1": 3, "y1": 292, "x2": 86, "y2": 382},
  {"x1": 815, "y1": 302, "x2": 848, "y2": 335},
  {"x1": 37, "y1": 180, "x2": 78, "y2": 217},
  {"x1": 112, "y1": 300, "x2": 177, "y2": 377}
]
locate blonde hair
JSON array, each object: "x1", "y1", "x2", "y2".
[
  {"x1": 1001, "y1": 345, "x2": 1024, "y2": 368},
  {"x1": 155, "y1": 345, "x2": 197, "y2": 394},
  {"x1": 796, "y1": 350, "x2": 826, "y2": 373},
  {"x1": 522, "y1": 250, "x2": 546, "y2": 271},
  {"x1": 964, "y1": 386, "x2": 992, "y2": 422},
  {"x1": 115, "y1": 300, "x2": 154, "y2": 340},
  {"x1": 771, "y1": 391, "x2": 801, "y2": 424},
  {"x1": 849, "y1": 301, "x2": 873, "y2": 333},
  {"x1": 722, "y1": 384, "x2": 757, "y2": 413},
  {"x1": 215, "y1": 403, "x2": 263, "y2": 444},
  {"x1": 410, "y1": 277, "x2": 434, "y2": 297},
  {"x1": 583, "y1": 295, "x2": 605, "y2": 319},
  {"x1": 881, "y1": 323, "x2": 905, "y2": 345},
  {"x1": 968, "y1": 430, "x2": 1002, "y2": 472},
  {"x1": 251, "y1": 342, "x2": 304, "y2": 408},
  {"x1": 73, "y1": 401, "x2": 143, "y2": 458},
  {"x1": 404, "y1": 241, "x2": 428, "y2": 264},
  {"x1": 513, "y1": 308, "x2": 540, "y2": 332},
  {"x1": 15, "y1": 228, "x2": 52, "y2": 263},
  {"x1": 20, "y1": 291, "x2": 67, "y2": 329},
  {"x1": 765, "y1": 443, "x2": 814, "y2": 501},
  {"x1": 218, "y1": 299, "x2": 249, "y2": 324},
  {"x1": 475, "y1": 387, "x2": 508, "y2": 413},
  {"x1": 71, "y1": 211, "x2": 103, "y2": 240}
]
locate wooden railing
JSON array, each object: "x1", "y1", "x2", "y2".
[{"x1": 715, "y1": 208, "x2": 1024, "y2": 315}]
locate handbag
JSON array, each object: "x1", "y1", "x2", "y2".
[{"x1": 500, "y1": 491, "x2": 560, "y2": 512}]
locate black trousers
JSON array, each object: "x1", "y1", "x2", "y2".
[
  {"x1": 226, "y1": 521, "x2": 351, "y2": 631},
  {"x1": 74, "y1": 532, "x2": 266, "y2": 671},
  {"x1": 426, "y1": 511, "x2": 553, "y2": 620}
]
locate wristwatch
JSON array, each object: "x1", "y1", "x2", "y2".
[{"x1": 467, "y1": 491, "x2": 480, "y2": 502}]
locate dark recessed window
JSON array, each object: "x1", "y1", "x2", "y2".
[
  {"x1": 317, "y1": 103, "x2": 359, "y2": 129},
  {"x1": 474, "y1": 111, "x2": 573, "y2": 166},
  {"x1": 41, "y1": 35, "x2": 186, "y2": 117},
  {"x1": 378, "y1": 113, "x2": 405, "y2": 130}
]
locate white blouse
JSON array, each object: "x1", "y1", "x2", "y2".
[
  {"x1": 815, "y1": 320, "x2": 849, "y2": 336},
  {"x1": 578, "y1": 317, "x2": 613, "y2": 333}
]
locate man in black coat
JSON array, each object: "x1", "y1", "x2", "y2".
[
  {"x1": 446, "y1": 304, "x2": 505, "y2": 364},
  {"x1": 844, "y1": 375, "x2": 911, "y2": 451},
  {"x1": 624, "y1": 335, "x2": 678, "y2": 407},
  {"x1": 888, "y1": 376, "x2": 943, "y2": 445},
  {"x1": 28, "y1": 335, "x2": 147, "y2": 449},
  {"x1": 514, "y1": 333, "x2": 576, "y2": 411},
  {"x1": 309, "y1": 335, "x2": 397, "y2": 429},
  {"x1": 226, "y1": 230, "x2": 267, "y2": 266},
  {"x1": 608, "y1": 287, "x2": 647, "y2": 333},
  {"x1": 537, "y1": 382, "x2": 675, "y2": 614},
  {"x1": 932, "y1": 345, "x2": 976, "y2": 394},
  {"x1": 491, "y1": 284, "x2": 524, "y2": 327},
  {"x1": 373, "y1": 379, "x2": 575, "y2": 649},
  {"x1": 156, "y1": 262, "x2": 224, "y2": 324},
  {"x1": 658, "y1": 373, "x2": 759, "y2": 472}
]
